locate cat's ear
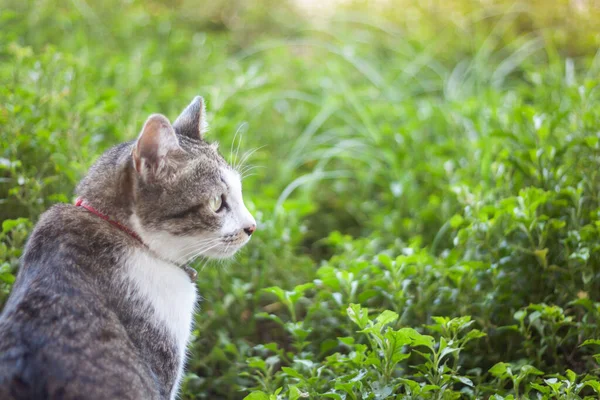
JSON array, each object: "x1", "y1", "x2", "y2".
[
  {"x1": 172, "y1": 96, "x2": 208, "y2": 140},
  {"x1": 132, "y1": 114, "x2": 182, "y2": 179}
]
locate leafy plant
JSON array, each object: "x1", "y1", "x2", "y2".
[{"x1": 2, "y1": 0, "x2": 600, "y2": 398}]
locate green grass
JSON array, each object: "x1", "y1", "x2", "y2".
[{"x1": 2, "y1": 0, "x2": 600, "y2": 398}]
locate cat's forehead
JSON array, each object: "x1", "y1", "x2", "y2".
[
  {"x1": 181, "y1": 137, "x2": 222, "y2": 161},
  {"x1": 176, "y1": 138, "x2": 232, "y2": 181}
]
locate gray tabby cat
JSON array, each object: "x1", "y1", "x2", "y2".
[{"x1": 0, "y1": 96, "x2": 256, "y2": 400}]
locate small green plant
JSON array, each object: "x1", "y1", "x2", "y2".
[{"x1": 0, "y1": 218, "x2": 31, "y2": 305}]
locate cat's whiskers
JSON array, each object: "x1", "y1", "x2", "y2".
[
  {"x1": 241, "y1": 173, "x2": 256, "y2": 180},
  {"x1": 175, "y1": 237, "x2": 220, "y2": 253},
  {"x1": 235, "y1": 145, "x2": 266, "y2": 172},
  {"x1": 142, "y1": 236, "x2": 219, "y2": 265},
  {"x1": 174, "y1": 242, "x2": 219, "y2": 264},
  {"x1": 173, "y1": 246, "x2": 218, "y2": 267},
  {"x1": 172, "y1": 238, "x2": 222, "y2": 265},
  {"x1": 239, "y1": 164, "x2": 262, "y2": 174},
  {"x1": 185, "y1": 242, "x2": 223, "y2": 264},
  {"x1": 199, "y1": 258, "x2": 211, "y2": 272},
  {"x1": 219, "y1": 257, "x2": 232, "y2": 273},
  {"x1": 231, "y1": 124, "x2": 248, "y2": 171},
  {"x1": 234, "y1": 133, "x2": 244, "y2": 172},
  {"x1": 240, "y1": 165, "x2": 264, "y2": 180},
  {"x1": 230, "y1": 123, "x2": 247, "y2": 170},
  {"x1": 222, "y1": 242, "x2": 232, "y2": 261}
]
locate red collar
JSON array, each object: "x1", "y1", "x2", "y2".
[
  {"x1": 75, "y1": 198, "x2": 145, "y2": 246},
  {"x1": 74, "y1": 198, "x2": 198, "y2": 282}
]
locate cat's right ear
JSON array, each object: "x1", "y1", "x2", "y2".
[
  {"x1": 172, "y1": 96, "x2": 208, "y2": 140},
  {"x1": 132, "y1": 114, "x2": 182, "y2": 180}
]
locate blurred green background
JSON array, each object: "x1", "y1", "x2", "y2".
[{"x1": 2, "y1": 0, "x2": 600, "y2": 398}]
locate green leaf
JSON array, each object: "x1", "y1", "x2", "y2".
[
  {"x1": 335, "y1": 380, "x2": 360, "y2": 395},
  {"x1": 377, "y1": 253, "x2": 393, "y2": 268},
  {"x1": 449, "y1": 214, "x2": 465, "y2": 228},
  {"x1": 263, "y1": 286, "x2": 288, "y2": 303},
  {"x1": 463, "y1": 329, "x2": 487, "y2": 343},
  {"x1": 288, "y1": 385, "x2": 309, "y2": 400},
  {"x1": 2, "y1": 218, "x2": 29, "y2": 233},
  {"x1": 399, "y1": 378, "x2": 420, "y2": 392},
  {"x1": 519, "y1": 365, "x2": 544, "y2": 377},
  {"x1": 489, "y1": 362, "x2": 511, "y2": 378},
  {"x1": 513, "y1": 310, "x2": 527, "y2": 322},
  {"x1": 282, "y1": 367, "x2": 304, "y2": 380},
  {"x1": 374, "y1": 310, "x2": 399, "y2": 327},
  {"x1": 421, "y1": 385, "x2": 441, "y2": 393},
  {"x1": 453, "y1": 376, "x2": 473, "y2": 387},
  {"x1": 347, "y1": 303, "x2": 369, "y2": 330},
  {"x1": 439, "y1": 346, "x2": 460, "y2": 362},
  {"x1": 0, "y1": 272, "x2": 15, "y2": 284},
  {"x1": 543, "y1": 378, "x2": 562, "y2": 391},
  {"x1": 529, "y1": 383, "x2": 551, "y2": 394},
  {"x1": 244, "y1": 391, "x2": 270, "y2": 400},
  {"x1": 400, "y1": 328, "x2": 435, "y2": 351},
  {"x1": 289, "y1": 385, "x2": 301, "y2": 400},
  {"x1": 289, "y1": 283, "x2": 314, "y2": 303},
  {"x1": 247, "y1": 358, "x2": 267, "y2": 371},
  {"x1": 371, "y1": 382, "x2": 393, "y2": 398},
  {"x1": 339, "y1": 336, "x2": 355, "y2": 346},
  {"x1": 566, "y1": 369, "x2": 576, "y2": 383},
  {"x1": 349, "y1": 369, "x2": 368, "y2": 382},
  {"x1": 585, "y1": 380, "x2": 600, "y2": 393},
  {"x1": 580, "y1": 339, "x2": 600, "y2": 347},
  {"x1": 431, "y1": 316, "x2": 450, "y2": 326}
]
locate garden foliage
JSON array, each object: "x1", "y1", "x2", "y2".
[{"x1": 2, "y1": 0, "x2": 600, "y2": 398}]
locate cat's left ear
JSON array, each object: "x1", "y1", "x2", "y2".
[
  {"x1": 132, "y1": 114, "x2": 182, "y2": 180},
  {"x1": 173, "y1": 96, "x2": 208, "y2": 140}
]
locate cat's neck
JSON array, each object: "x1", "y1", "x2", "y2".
[{"x1": 76, "y1": 143, "x2": 137, "y2": 230}]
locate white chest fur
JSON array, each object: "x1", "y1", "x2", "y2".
[{"x1": 124, "y1": 249, "x2": 197, "y2": 399}]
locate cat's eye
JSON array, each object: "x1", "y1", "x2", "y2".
[{"x1": 209, "y1": 194, "x2": 225, "y2": 213}]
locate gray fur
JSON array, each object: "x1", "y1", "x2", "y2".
[
  {"x1": 172, "y1": 96, "x2": 208, "y2": 141},
  {"x1": 0, "y1": 96, "x2": 253, "y2": 399}
]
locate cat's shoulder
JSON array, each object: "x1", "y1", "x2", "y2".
[
  {"x1": 28, "y1": 203, "x2": 127, "y2": 249},
  {"x1": 36, "y1": 202, "x2": 104, "y2": 229}
]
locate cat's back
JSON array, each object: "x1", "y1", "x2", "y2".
[{"x1": 0, "y1": 204, "x2": 160, "y2": 400}]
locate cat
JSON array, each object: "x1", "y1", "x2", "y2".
[{"x1": 0, "y1": 96, "x2": 256, "y2": 400}]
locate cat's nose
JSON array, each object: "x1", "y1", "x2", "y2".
[{"x1": 243, "y1": 224, "x2": 256, "y2": 236}]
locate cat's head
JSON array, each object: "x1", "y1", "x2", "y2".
[{"x1": 127, "y1": 96, "x2": 256, "y2": 263}]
